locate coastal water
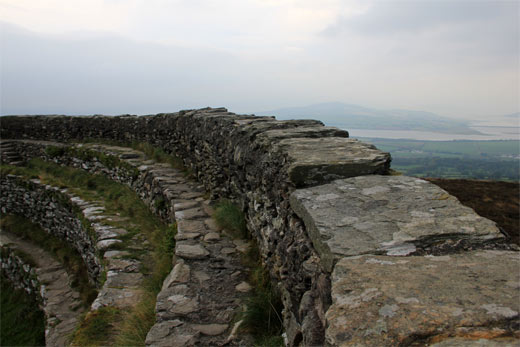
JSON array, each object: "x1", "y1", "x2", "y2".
[{"x1": 344, "y1": 126, "x2": 520, "y2": 141}]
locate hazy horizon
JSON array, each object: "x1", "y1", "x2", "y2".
[{"x1": 1, "y1": 1, "x2": 519, "y2": 122}]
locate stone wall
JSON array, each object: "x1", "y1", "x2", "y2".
[
  {"x1": 3, "y1": 109, "x2": 517, "y2": 346},
  {"x1": 1, "y1": 109, "x2": 391, "y2": 345},
  {"x1": 4, "y1": 141, "x2": 182, "y2": 224},
  {"x1": 0, "y1": 175, "x2": 102, "y2": 284},
  {"x1": 0, "y1": 244, "x2": 42, "y2": 301}
]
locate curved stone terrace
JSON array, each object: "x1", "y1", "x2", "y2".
[
  {"x1": 1, "y1": 231, "x2": 84, "y2": 346},
  {"x1": 1, "y1": 174, "x2": 148, "y2": 345},
  {"x1": 1, "y1": 140, "x2": 256, "y2": 346},
  {"x1": 1, "y1": 108, "x2": 519, "y2": 346}
]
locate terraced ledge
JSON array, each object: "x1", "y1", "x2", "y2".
[
  {"x1": 0, "y1": 175, "x2": 147, "y2": 343},
  {"x1": 0, "y1": 175, "x2": 102, "y2": 283},
  {"x1": 2, "y1": 141, "x2": 255, "y2": 345},
  {"x1": 73, "y1": 145, "x2": 254, "y2": 346},
  {"x1": 72, "y1": 194, "x2": 144, "y2": 312},
  {"x1": 1, "y1": 231, "x2": 84, "y2": 346},
  {"x1": 146, "y1": 202, "x2": 252, "y2": 346}
]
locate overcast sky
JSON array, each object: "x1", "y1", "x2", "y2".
[{"x1": 1, "y1": 0, "x2": 518, "y2": 121}]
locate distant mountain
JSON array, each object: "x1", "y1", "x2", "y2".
[
  {"x1": 257, "y1": 102, "x2": 480, "y2": 135},
  {"x1": 503, "y1": 112, "x2": 520, "y2": 119},
  {"x1": 469, "y1": 112, "x2": 519, "y2": 128}
]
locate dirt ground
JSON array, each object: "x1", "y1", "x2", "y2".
[{"x1": 426, "y1": 178, "x2": 520, "y2": 245}]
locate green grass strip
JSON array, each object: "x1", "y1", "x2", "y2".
[{"x1": 212, "y1": 200, "x2": 284, "y2": 346}]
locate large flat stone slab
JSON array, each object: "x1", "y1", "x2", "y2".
[
  {"x1": 290, "y1": 175, "x2": 504, "y2": 271},
  {"x1": 326, "y1": 251, "x2": 520, "y2": 346},
  {"x1": 257, "y1": 126, "x2": 349, "y2": 143},
  {"x1": 278, "y1": 138, "x2": 390, "y2": 187},
  {"x1": 176, "y1": 242, "x2": 209, "y2": 260}
]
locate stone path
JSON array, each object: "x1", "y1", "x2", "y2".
[
  {"x1": 85, "y1": 145, "x2": 253, "y2": 346},
  {"x1": 68, "y1": 144, "x2": 254, "y2": 346},
  {"x1": 70, "y1": 195, "x2": 145, "y2": 312},
  {"x1": 0, "y1": 231, "x2": 84, "y2": 347},
  {"x1": 145, "y1": 201, "x2": 252, "y2": 346}
]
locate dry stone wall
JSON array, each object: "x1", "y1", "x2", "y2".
[
  {"x1": 3, "y1": 140, "x2": 185, "y2": 224},
  {"x1": 0, "y1": 244, "x2": 41, "y2": 300},
  {"x1": 2, "y1": 108, "x2": 518, "y2": 346},
  {"x1": 0, "y1": 175, "x2": 102, "y2": 283},
  {"x1": 1, "y1": 108, "x2": 391, "y2": 345}
]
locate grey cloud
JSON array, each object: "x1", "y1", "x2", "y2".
[
  {"x1": 0, "y1": 22, "x2": 257, "y2": 115},
  {"x1": 1, "y1": 16, "x2": 517, "y2": 119},
  {"x1": 319, "y1": 1, "x2": 518, "y2": 68},
  {"x1": 322, "y1": 1, "x2": 517, "y2": 36}
]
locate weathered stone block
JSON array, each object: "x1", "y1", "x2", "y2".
[
  {"x1": 291, "y1": 175, "x2": 504, "y2": 271},
  {"x1": 279, "y1": 138, "x2": 390, "y2": 187},
  {"x1": 326, "y1": 251, "x2": 520, "y2": 346}
]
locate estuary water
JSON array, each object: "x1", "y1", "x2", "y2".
[{"x1": 344, "y1": 126, "x2": 520, "y2": 141}]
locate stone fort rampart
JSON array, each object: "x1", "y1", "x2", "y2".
[{"x1": 1, "y1": 107, "x2": 518, "y2": 346}]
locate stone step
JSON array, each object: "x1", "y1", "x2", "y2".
[{"x1": 8, "y1": 161, "x2": 24, "y2": 166}]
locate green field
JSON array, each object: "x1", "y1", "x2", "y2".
[{"x1": 361, "y1": 139, "x2": 520, "y2": 181}]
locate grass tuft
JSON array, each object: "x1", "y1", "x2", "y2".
[
  {"x1": 114, "y1": 292, "x2": 156, "y2": 347},
  {"x1": 214, "y1": 200, "x2": 248, "y2": 239},
  {"x1": 239, "y1": 248, "x2": 284, "y2": 345},
  {"x1": 211, "y1": 200, "x2": 284, "y2": 345},
  {"x1": 71, "y1": 306, "x2": 121, "y2": 346}
]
